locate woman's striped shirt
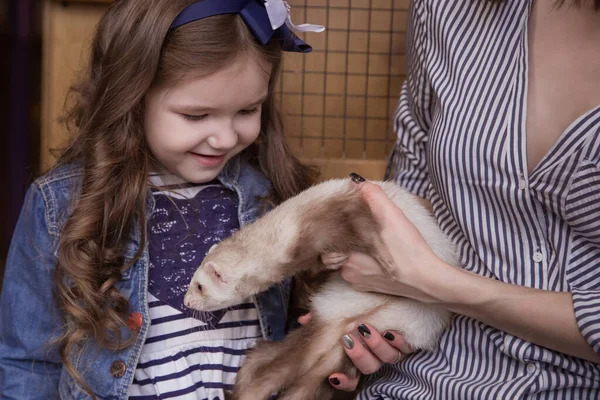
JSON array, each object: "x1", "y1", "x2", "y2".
[{"x1": 364, "y1": 0, "x2": 600, "y2": 398}]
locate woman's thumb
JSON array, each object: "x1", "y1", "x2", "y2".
[{"x1": 349, "y1": 173, "x2": 408, "y2": 224}]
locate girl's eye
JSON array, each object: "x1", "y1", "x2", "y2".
[
  {"x1": 182, "y1": 114, "x2": 208, "y2": 121},
  {"x1": 239, "y1": 107, "x2": 260, "y2": 116}
]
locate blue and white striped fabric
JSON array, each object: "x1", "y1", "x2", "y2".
[
  {"x1": 128, "y1": 175, "x2": 261, "y2": 400},
  {"x1": 366, "y1": 0, "x2": 600, "y2": 398}
]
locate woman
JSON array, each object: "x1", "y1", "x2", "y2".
[{"x1": 326, "y1": 0, "x2": 600, "y2": 398}]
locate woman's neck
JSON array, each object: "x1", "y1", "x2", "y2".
[
  {"x1": 537, "y1": 1, "x2": 600, "y2": 41},
  {"x1": 530, "y1": 1, "x2": 600, "y2": 72}
]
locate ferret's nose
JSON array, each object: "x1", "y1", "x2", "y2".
[{"x1": 183, "y1": 282, "x2": 203, "y2": 308}]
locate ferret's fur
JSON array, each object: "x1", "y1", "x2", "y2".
[{"x1": 184, "y1": 179, "x2": 457, "y2": 400}]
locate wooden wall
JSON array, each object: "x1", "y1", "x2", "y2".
[
  {"x1": 42, "y1": 0, "x2": 409, "y2": 179},
  {"x1": 41, "y1": 0, "x2": 109, "y2": 170}
]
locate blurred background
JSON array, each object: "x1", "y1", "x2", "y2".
[
  {"x1": 1, "y1": 0, "x2": 42, "y2": 287},
  {"x1": 0, "y1": 0, "x2": 409, "y2": 286}
]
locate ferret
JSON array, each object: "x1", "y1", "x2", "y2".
[{"x1": 184, "y1": 179, "x2": 458, "y2": 400}]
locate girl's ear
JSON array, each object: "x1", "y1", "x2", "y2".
[{"x1": 204, "y1": 262, "x2": 227, "y2": 285}]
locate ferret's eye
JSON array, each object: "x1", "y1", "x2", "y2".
[{"x1": 197, "y1": 284, "x2": 203, "y2": 292}]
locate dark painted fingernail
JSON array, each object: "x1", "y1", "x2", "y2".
[
  {"x1": 341, "y1": 334, "x2": 355, "y2": 349},
  {"x1": 329, "y1": 377, "x2": 340, "y2": 386},
  {"x1": 358, "y1": 324, "x2": 371, "y2": 339},
  {"x1": 384, "y1": 332, "x2": 395, "y2": 341},
  {"x1": 350, "y1": 173, "x2": 366, "y2": 184}
]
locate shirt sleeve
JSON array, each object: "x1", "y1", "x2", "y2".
[
  {"x1": 572, "y1": 289, "x2": 600, "y2": 356},
  {"x1": 385, "y1": 0, "x2": 435, "y2": 199},
  {"x1": 0, "y1": 183, "x2": 63, "y2": 398}
]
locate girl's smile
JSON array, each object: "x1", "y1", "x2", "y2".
[{"x1": 189, "y1": 152, "x2": 227, "y2": 168}]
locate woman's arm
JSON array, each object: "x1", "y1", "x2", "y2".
[
  {"x1": 426, "y1": 263, "x2": 600, "y2": 363},
  {"x1": 346, "y1": 179, "x2": 600, "y2": 364}
]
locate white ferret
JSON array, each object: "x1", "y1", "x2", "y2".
[{"x1": 184, "y1": 179, "x2": 457, "y2": 400}]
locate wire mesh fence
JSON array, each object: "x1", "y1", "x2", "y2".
[{"x1": 277, "y1": 0, "x2": 409, "y2": 160}]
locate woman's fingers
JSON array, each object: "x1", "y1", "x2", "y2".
[
  {"x1": 341, "y1": 333, "x2": 383, "y2": 375},
  {"x1": 355, "y1": 324, "x2": 409, "y2": 364},
  {"x1": 350, "y1": 173, "x2": 409, "y2": 226},
  {"x1": 328, "y1": 372, "x2": 360, "y2": 391},
  {"x1": 380, "y1": 330, "x2": 414, "y2": 354},
  {"x1": 298, "y1": 313, "x2": 363, "y2": 392},
  {"x1": 297, "y1": 312, "x2": 311, "y2": 325},
  {"x1": 329, "y1": 327, "x2": 414, "y2": 390}
]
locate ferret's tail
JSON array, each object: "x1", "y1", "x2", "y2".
[{"x1": 232, "y1": 318, "x2": 356, "y2": 400}]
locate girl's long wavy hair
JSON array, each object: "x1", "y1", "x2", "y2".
[{"x1": 53, "y1": 0, "x2": 318, "y2": 395}]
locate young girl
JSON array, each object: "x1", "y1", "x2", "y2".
[{"x1": 0, "y1": 0, "x2": 323, "y2": 398}]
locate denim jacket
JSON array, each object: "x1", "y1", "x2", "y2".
[{"x1": 0, "y1": 156, "x2": 291, "y2": 399}]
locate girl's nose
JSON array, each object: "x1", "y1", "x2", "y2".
[{"x1": 207, "y1": 120, "x2": 238, "y2": 150}]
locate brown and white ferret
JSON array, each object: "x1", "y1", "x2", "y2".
[{"x1": 184, "y1": 179, "x2": 457, "y2": 400}]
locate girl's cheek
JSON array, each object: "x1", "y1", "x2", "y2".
[
  {"x1": 237, "y1": 119, "x2": 262, "y2": 144},
  {"x1": 160, "y1": 124, "x2": 204, "y2": 152}
]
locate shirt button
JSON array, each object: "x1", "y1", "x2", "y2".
[
  {"x1": 127, "y1": 312, "x2": 143, "y2": 331},
  {"x1": 532, "y1": 252, "x2": 543, "y2": 263},
  {"x1": 110, "y1": 360, "x2": 127, "y2": 378},
  {"x1": 518, "y1": 178, "x2": 527, "y2": 190},
  {"x1": 526, "y1": 363, "x2": 537, "y2": 374}
]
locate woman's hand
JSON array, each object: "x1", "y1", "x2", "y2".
[
  {"x1": 297, "y1": 313, "x2": 414, "y2": 391},
  {"x1": 322, "y1": 252, "x2": 409, "y2": 296},
  {"x1": 334, "y1": 173, "x2": 600, "y2": 364},
  {"x1": 349, "y1": 175, "x2": 454, "y2": 303}
]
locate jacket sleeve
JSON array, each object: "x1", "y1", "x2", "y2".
[
  {"x1": 385, "y1": 0, "x2": 434, "y2": 199},
  {"x1": 0, "y1": 183, "x2": 63, "y2": 399}
]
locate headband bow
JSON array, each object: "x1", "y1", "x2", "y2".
[{"x1": 170, "y1": 0, "x2": 325, "y2": 53}]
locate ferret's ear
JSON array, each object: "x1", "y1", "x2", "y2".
[
  {"x1": 208, "y1": 244, "x2": 218, "y2": 255},
  {"x1": 205, "y1": 262, "x2": 227, "y2": 285}
]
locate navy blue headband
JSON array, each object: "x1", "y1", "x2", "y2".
[{"x1": 170, "y1": 0, "x2": 324, "y2": 53}]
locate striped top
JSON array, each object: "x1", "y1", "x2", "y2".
[
  {"x1": 363, "y1": 0, "x2": 600, "y2": 398},
  {"x1": 128, "y1": 175, "x2": 261, "y2": 400}
]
